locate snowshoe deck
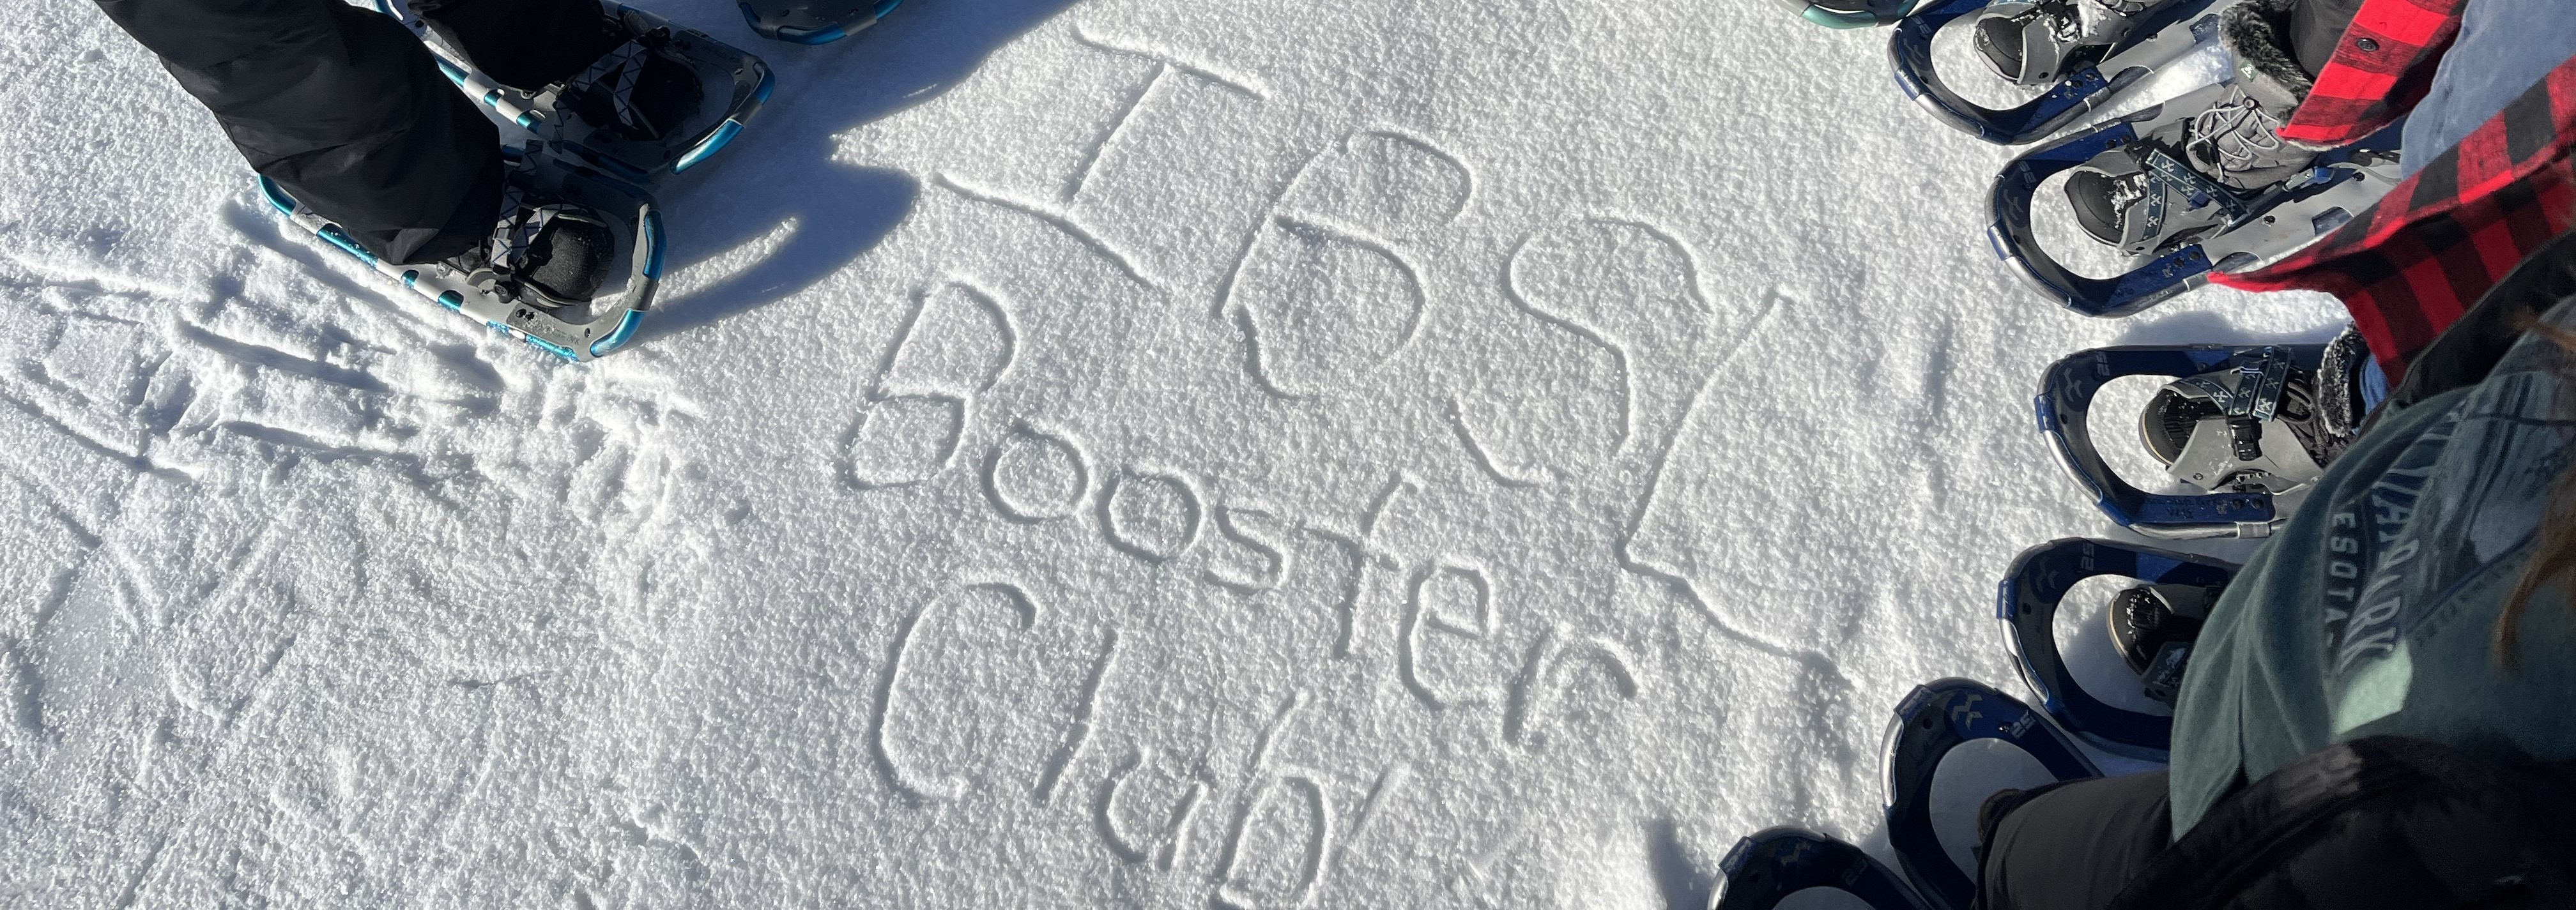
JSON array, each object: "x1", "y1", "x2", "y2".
[
  {"x1": 1997, "y1": 539, "x2": 2239, "y2": 760},
  {"x1": 1883, "y1": 678, "x2": 2098, "y2": 910},
  {"x1": 740, "y1": 0, "x2": 902, "y2": 44},
  {"x1": 373, "y1": 0, "x2": 772, "y2": 181},
  {"x1": 2034, "y1": 342, "x2": 2331, "y2": 536},
  {"x1": 1715, "y1": 828, "x2": 1931, "y2": 910},
  {"x1": 1987, "y1": 86, "x2": 2404, "y2": 317},
  {"x1": 256, "y1": 152, "x2": 662, "y2": 363},
  {"x1": 1891, "y1": 0, "x2": 2232, "y2": 145}
]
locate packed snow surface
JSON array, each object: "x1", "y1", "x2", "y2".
[{"x1": 0, "y1": 1, "x2": 2346, "y2": 905}]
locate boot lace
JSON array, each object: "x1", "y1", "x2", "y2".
[{"x1": 2186, "y1": 88, "x2": 2291, "y2": 176}]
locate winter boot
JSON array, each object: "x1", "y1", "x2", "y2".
[
  {"x1": 1973, "y1": 0, "x2": 2181, "y2": 86},
  {"x1": 2107, "y1": 582, "x2": 2214, "y2": 703},
  {"x1": 2136, "y1": 345, "x2": 2351, "y2": 496},
  {"x1": 2061, "y1": 0, "x2": 2319, "y2": 257}
]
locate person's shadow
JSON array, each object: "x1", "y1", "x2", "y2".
[{"x1": 632, "y1": 0, "x2": 1087, "y2": 343}]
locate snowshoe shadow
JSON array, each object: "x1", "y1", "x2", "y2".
[{"x1": 633, "y1": 0, "x2": 1089, "y2": 343}]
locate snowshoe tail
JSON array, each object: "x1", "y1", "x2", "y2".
[
  {"x1": 1890, "y1": 0, "x2": 2228, "y2": 145},
  {"x1": 256, "y1": 156, "x2": 661, "y2": 363},
  {"x1": 1714, "y1": 828, "x2": 1932, "y2": 910},
  {"x1": 1883, "y1": 679, "x2": 2098, "y2": 910},
  {"x1": 371, "y1": 0, "x2": 772, "y2": 181},
  {"x1": 1986, "y1": 86, "x2": 2404, "y2": 317},
  {"x1": 740, "y1": 0, "x2": 901, "y2": 44},
  {"x1": 1997, "y1": 539, "x2": 2240, "y2": 760},
  {"x1": 2034, "y1": 342, "x2": 2332, "y2": 536}
]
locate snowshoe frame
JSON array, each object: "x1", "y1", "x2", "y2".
[
  {"x1": 1715, "y1": 827, "x2": 1931, "y2": 910},
  {"x1": 1883, "y1": 678, "x2": 2099, "y2": 910},
  {"x1": 1890, "y1": 0, "x2": 2232, "y2": 146},
  {"x1": 1997, "y1": 538, "x2": 2239, "y2": 761},
  {"x1": 2035, "y1": 342, "x2": 2328, "y2": 537},
  {"x1": 1987, "y1": 94, "x2": 2404, "y2": 318},
  {"x1": 740, "y1": 0, "x2": 903, "y2": 45}
]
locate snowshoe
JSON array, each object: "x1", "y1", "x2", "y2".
[
  {"x1": 1984, "y1": 0, "x2": 2404, "y2": 315},
  {"x1": 741, "y1": 0, "x2": 902, "y2": 45},
  {"x1": 1883, "y1": 679, "x2": 2099, "y2": 910},
  {"x1": 1713, "y1": 828, "x2": 1931, "y2": 910},
  {"x1": 1784, "y1": 0, "x2": 1934, "y2": 29},
  {"x1": 257, "y1": 145, "x2": 662, "y2": 362},
  {"x1": 2034, "y1": 340, "x2": 2373, "y2": 538},
  {"x1": 1997, "y1": 539, "x2": 2239, "y2": 760},
  {"x1": 371, "y1": 0, "x2": 773, "y2": 181},
  {"x1": 1891, "y1": 0, "x2": 2230, "y2": 144}
]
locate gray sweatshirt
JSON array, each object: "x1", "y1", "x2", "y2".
[{"x1": 2168, "y1": 297, "x2": 2576, "y2": 836}]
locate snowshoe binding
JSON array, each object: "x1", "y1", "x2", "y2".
[
  {"x1": 1997, "y1": 538, "x2": 2239, "y2": 759},
  {"x1": 741, "y1": 0, "x2": 902, "y2": 45},
  {"x1": 1892, "y1": 0, "x2": 2230, "y2": 144},
  {"x1": 1883, "y1": 679, "x2": 2099, "y2": 910},
  {"x1": 2107, "y1": 581, "x2": 2211, "y2": 702},
  {"x1": 2035, "y1": 339, "x2": 2372, "y2": 537},
  {"x1": 1986, "y1": 0, "x2": 2402, "y2": 315},
  {"x1": 1714, "y1": 828, "x2": 1931, "y2": 910},
  {"x1": 372, "y1": 0, "x2": 772, "y2": 181},
  {"x1": 258, "y1": 145, "x2": 662, "y2": 362}
]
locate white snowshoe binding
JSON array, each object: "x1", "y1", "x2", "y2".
[
  {"x1": 259, "y1": 145, "x2": 663, "y2": 362},
  {"x1": 1973, "y1": 0, "x2": 2182, "y2": 86},
  {"x1": 372, "y1": 0, "x2": 773, "y2": 181}
]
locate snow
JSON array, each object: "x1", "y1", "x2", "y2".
[{"x1": 0, "y1": 1, "x2": 2347, "y2": 906}]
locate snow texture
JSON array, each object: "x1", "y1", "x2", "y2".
[{"x1": 0, "y1": 1, "x2": 2345, "y2": 906}]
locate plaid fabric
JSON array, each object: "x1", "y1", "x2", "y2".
[
  {"x1": 2276, "y1": 0, "x2": 2466, "y2": 149},
  {"x1": 2215, "y1": 57, "x2": 2576, "y2": 383}
]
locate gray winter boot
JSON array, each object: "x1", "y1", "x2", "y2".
[{"x1": 2060, "y1": 0, "x2": 2318, "y2": 255}]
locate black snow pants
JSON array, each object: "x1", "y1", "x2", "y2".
[
  {"x1": 93, "y1": 0, "x2": 620, "y2": 264},
  {"x1": 1972, "y1": 770, "x2": 2173, "y2": 910}
]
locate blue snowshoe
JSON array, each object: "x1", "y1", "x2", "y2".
[
  {"x1": 1997, "y1": 539, "x2": 2240, "y2": 760},
  {"x1": 1713, "y1": 828, "x2": 1931, "y2": 909},
  {"x1": 2034, "y1": 338, "x2": 2371, "y2": 538},
  {"x1": 740, "y1": 0, "x2": 903, "y2": 44},
  {"x1": 1890, "y1": 0, "x2": 2232, "y2": 145},
  {"x1": 1987, "y1": 84, "x2": 2403, "y2": 317},
  {"x1": 1883, "y1": 679, "x2": 2099, "y2": 910}
]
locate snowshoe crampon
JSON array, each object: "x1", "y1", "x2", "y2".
[
  {"x1": 374, "y1": 0, "x2": 773, "y2": 181},
  {"x1": 256, "y1": 155, "x2": 661, "y2": 363},
  {"x1": 2035, "y1": 342, "x2": 2345, "y2": 537},
  {"x1": 1782, "y1": 0, "x2": 1932, "y2": 28},
  {"x1": 1713, "y1": 828, "x2": 1931, "y2": 910},
  {"x1": 1988, "y1": 86, "x2": 2403, "y2": 317},
  {"x1": 1890, "y1": 0, "x2": 2229, "y2": 145},
  {"x1": 1883, "y1": 679, "x2": 2099, "y2": 910},
  {"x1": 740, "y1": 0, "x2": 901, "y2": 44},
  {"x1": 1997, "y1": 538, "x2": 2239, "y2": 760}
]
